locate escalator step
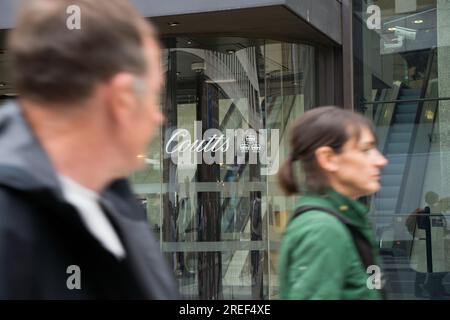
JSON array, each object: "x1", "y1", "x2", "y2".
[
  {"x1": 397, "y1": 100, "x2": 419, "y2": 107},
  {"x1": 374, "y1": 198, "x2": 398, "y2": 211},
  {"x1": 386, "y1": 142, "x2": 409, "y2": 154},
  {"x1": 398, "y1": 96, "x2": 420, "y2": 101},
  {"x1": 373, "y1": 217, "x2": 396, "y2": 228},
  {"x1": 376, "y1": 186, "x2": 401, "y2": 198},
  {"x1": 386, "y1": 154, "x2": 407, "y2": 165},
  {"x1": 390, "y1": 124, "x2": 414, "y2": 133},
  {"x1": 380, "y1": 174, "x2": 403, "y2": 186},
  {"x1": 399, "y1": 89, "x2": 421, "y2": 97},
  {"x1": 394, "y1": 113, "x2": 416, "y2": 123},
  {"x1": 372, "y1": 212, "x2": 395, "y2": 220},
  {"x1": 382, "y1": 163, "x2": 406, "y2": 175},
  {"x1": 396, "y1": 104, "x2": 418, "y2": 114},
  {"x1": 389, "y1": 132, "x2": 412, "y2": 143}
]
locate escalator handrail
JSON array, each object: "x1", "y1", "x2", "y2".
[{"x1": 362, "y1": 96, "x2": 450, "y2": 105}]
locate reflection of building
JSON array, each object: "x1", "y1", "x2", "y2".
[{"x1": 1, "y1": 0, "x2": 450, "y2": 300}]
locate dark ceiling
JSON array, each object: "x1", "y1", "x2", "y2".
[{"x1": 151, "y1": 5, "x2": 339, "y2": 47}]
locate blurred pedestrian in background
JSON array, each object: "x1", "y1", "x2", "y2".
[
  {"x1": 277, "y1": 106, "x2": 387, "y2": 299},
  {"x1": 0, "y1": 0, "x2": 178, "y2": 299}
]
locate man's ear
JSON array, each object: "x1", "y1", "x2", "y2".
[
  {"x1": 315, "y1": 146, "x2": 339, "y2": 173},
  {"x1": 106, "y1": 73, "x2": 137, "y2": 123}
]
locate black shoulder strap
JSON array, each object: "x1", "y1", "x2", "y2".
[{"x1": 291, "y1": 205, "x2": 375, "y2": 270}]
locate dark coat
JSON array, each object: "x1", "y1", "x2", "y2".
[{"x1": 0, "y1": 101, "x2": 179, "y2": 299}]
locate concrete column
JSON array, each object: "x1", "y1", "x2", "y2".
[{"x1": 438, "y1": 0, "x2": 450, "y2": 195}]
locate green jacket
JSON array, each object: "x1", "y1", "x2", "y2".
[{"x1": 278, "y1": 190, "x2": 382, "y2": 300}]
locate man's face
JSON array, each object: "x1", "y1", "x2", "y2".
[
  {"x1": 125, "y1": 37, "x2": 164, "y2": 170},
  {"x1": 330, "y1": 127, "x2": 388, "y2": 198}
]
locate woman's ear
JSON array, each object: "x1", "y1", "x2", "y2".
[{"x1": 315, "y1": 146, "x2": 339, "y2": 173}]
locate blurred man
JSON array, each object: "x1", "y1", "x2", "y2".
[{"x1": 0, "y1": 0, "x2": 178, "y2": 299}]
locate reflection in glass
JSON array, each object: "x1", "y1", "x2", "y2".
[
  {"x1": 129, "y1": 37, "x2": 315, "y2": 299},
  {"x1": 354, "y1": 0, "x2": 450, "y2": 299}
]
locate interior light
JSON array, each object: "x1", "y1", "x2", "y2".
[
  {"x1": 414, "y1": 19, "x2": 424, "y2": 24},
  {"x1": 425, "y1": 110, "x2": 434, "y2": 120},
  {"x1": 168, "y1": 22, "x2": 179, "y2": 27},
  {"x1": 205, "y1": 79, "x2": 236, "y2": 84},
  {"x1": 388, "y1": 27, "x2": 396, "y2": 31}
]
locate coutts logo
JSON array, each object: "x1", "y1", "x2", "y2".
[{"x1": 165, "y1": 121, "x2": 280, "y2": 175}]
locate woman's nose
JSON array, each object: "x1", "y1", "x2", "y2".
[{"x1": 375, "y1": 150, "x2": 388, "y2": 167}]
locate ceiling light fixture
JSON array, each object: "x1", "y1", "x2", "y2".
[
  {"x1": 414, "y1": 19, "x2": 424, "y2": 24},
  {"x1": 168, "y1": 22, "x2": 179, "y2": 27},
  {"x1": 388, "y1": 27, "x2": 396, "y2": 31}
]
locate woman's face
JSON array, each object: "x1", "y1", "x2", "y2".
[{"x1": 329, "y1": 126, "x2": 388, "y2": 199}]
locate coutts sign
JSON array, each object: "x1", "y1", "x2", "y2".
[{"x1": 165, "y1": 121, "x2": 280, "y2": 175}]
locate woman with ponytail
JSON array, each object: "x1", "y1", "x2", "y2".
[{"x1": 278, "y1": 106, "x2": 388, "y2": 299}]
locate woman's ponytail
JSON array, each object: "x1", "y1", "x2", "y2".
[{"x1": 278, "y1": 156, "x2": 299, "y2": 196}]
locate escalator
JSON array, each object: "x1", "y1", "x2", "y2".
[
  {"x1": 375, "y1": 88, "x2": 421, "y2": 226},
  {"x1": 373, "y1": 47, "x2": 437, "y2": 226},
  {"x1": 372, "y1": 86, "x2": 422, "y2": 296},
  {"x1": 370, "y1": 47, "x2": 439, "y2": 298}
]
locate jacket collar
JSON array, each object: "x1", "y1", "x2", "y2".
[
  {"x1": 0, "y1": 100, "x2": 64, "y2": 196},
  {"x1": 298, "y1": 189, "x2": 370, "y2": 228}
]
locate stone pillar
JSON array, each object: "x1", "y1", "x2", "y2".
[{"x1": 438, "y1": 0, "x2": 450, "y2": 196}]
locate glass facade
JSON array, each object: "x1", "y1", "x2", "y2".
[
  {"x1": 7, "y1": 0, "x2": 449, "y2": 300},
  {"x1": 354, "y1": 0, "x2": 450, "y2": 299},
  {"x1": 129, "y1": 37, "x2": 316, "y2": 299}
]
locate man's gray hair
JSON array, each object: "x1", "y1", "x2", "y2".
[{"x1": 8, "y1": 0, "x2": 155, "y2": 104}]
